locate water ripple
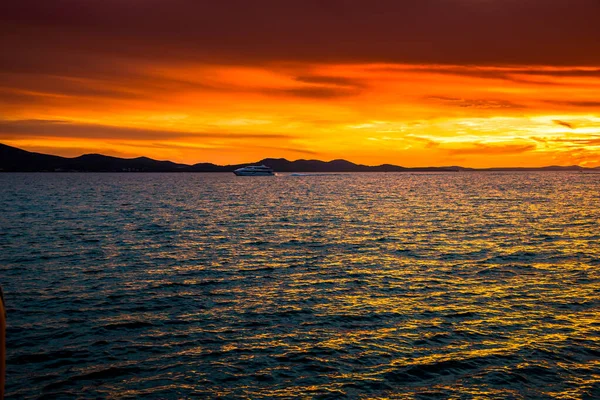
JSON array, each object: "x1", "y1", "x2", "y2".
[{"x1": 1, "y1": 172, "x2": 599, "y2": 398}]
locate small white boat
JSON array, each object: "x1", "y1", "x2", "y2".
[{"x1": 233, "y1": 165, "x2": 275, "y2": 176}]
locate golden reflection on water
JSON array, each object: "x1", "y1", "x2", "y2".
[{"x1": 1, "y1": 172, "x2": 599, "y2": 398}]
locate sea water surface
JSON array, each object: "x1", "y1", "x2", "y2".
[{"x1": 1, "y1": 172, "x2": 599, "y2": 398}]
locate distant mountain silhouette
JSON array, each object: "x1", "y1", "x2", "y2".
[
  {"x1": 1, "y1": 143, "x2": 597, "y2": 172},
  {"x1": 0, "y1": 144, "x2": 190, "y2": 172},
  {"x1": 256, "y1": 158, "x2": 459, "y2": 172}
]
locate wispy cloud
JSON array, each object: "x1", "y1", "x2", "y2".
[
  {"x1": 427, "y1": 96, "x2": 525, "y2": 109},
  {"x1": 265, "y1": 86, "x2": 359, "y2": 99},
  {"x1": 553, "y1": 120, "x2": 575, "y2": 129},
  {"x1": 444, "y1": 142, "x2": 537, "y2": 155},
  {"x1": 546, "y1": 100, "x2": 600, "y2": 108},
  {"x1": 0, "y1": 119, "x2": 292, "y2": 141}
]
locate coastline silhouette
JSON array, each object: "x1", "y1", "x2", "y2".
[{"x1": 1, "y1": 143, "x2": 596, "y2": 173}]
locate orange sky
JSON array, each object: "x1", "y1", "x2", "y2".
[{"x1": 2, "y1": 1, "x2": 600, "y2": 167}]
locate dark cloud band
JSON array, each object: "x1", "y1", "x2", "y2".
[
  {"x1": 0, "y1": 119, "x2": 292, "y2": 141},
  {"x1": 2, "y1": 0, "x2": 600, "y2": 67}
]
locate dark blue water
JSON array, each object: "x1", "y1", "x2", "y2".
[{"x1": 1, "y1": 172, "x2": 599, "y2": 398}]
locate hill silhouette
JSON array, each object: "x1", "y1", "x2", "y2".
[{"x1": 0, "y1": 143, "x2": 596, "y2": 172}]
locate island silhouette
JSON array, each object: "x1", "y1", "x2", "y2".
[{"x1": 1, "y1": 143, "x2": 596, "y2": 173}]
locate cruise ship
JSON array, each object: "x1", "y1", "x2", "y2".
[{"x1": 233, "y1": 165, "x2": 275, "y2": 176}]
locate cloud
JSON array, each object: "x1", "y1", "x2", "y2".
[
  {"x1": 295, "y1": 75, "x2": 364, "y2": 88},
  {"x1": 445, "y1": 142, "x2": 537, "y2": 155},
  {"x1": 400, "y1": 66, "x2": 600, "y2": 86},
  {"x1": 266, "y1": 86, "x2": 358, "y2": 99},
  {"x1": 546, "y1": 100, "x2": 600, "y2": 108},
  {"x1": 427, "y1": 96, "x2": 524, "y2": 109},
  {"x1": 514, "y1": 69, "x2": 600, "y2": 78},
  {"x1": 2, "y1": 0, "x2": 600, "y2": 67},
  {"x1": 531, "y1": 135, "x2": 600, "y2": 146},
  {"x1": 0, "y1": 64, "x2": 367, "y2": 106},
  {"x1": 0, "y1": 74, "x2": 141, "y2": 100},
  {"x1": 119, "y1": 141, "x2": 320, "y2": 156},
  {"x1": 0, "y1": 119, "x2": 292, "y2": 141},
  {"x1": 250, "y1": 145, "x2": 322, "y2": 156},
  {"x1": 553, "y1": 120, "x2": 575, "y2": 129},
  {"x1": 0, "y1": 65, "x2": 238, "y2": 105},
  {"x1": 0, "y1": 89, "x2": 49, "y2": 106},
  {"x1": 283, "y1": 75, "x2": 365, "y2": 98},
  {"x1": 404, "y1": 135, "x2": 441, "y2": 148}
]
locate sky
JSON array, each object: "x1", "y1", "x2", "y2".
[{"x1": 1, "y1": 0, "x2": 600, "y2": 167}]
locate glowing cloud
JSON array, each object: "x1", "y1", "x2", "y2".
[{"x1": 1, "y1": 1, "x2": 599, "y2": 167}]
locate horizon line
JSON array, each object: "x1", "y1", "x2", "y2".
[{"x1": 1, "y1": 142, "x2": 598, "y2": 171}]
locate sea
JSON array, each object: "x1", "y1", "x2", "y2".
[{"x1": 0, "y1": 172, "x2": 599, "y2": 399}]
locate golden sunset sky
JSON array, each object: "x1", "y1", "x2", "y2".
[{"x1": 1, "y1": 0, "x2": 600, "y2": 167}]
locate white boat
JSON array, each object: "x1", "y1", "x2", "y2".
[{"x1": 233, "y1": 165, "x2": 275, "y2": 176}]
